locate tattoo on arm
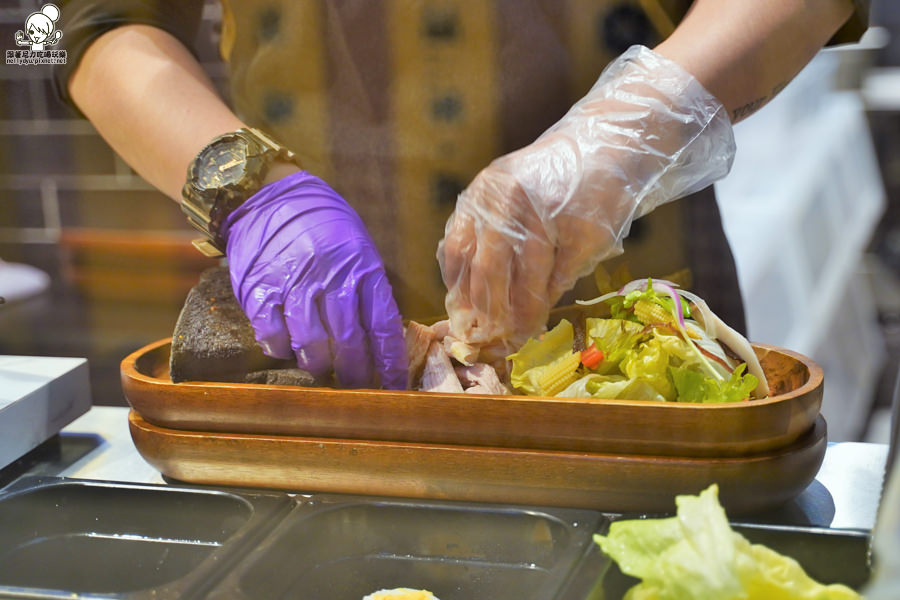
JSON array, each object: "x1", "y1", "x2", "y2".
[
  {"x1": 731, "y1": 81, "x2": 790, "y2": 121},
  {"x1": 732, "y1": 96, "x2": 767, "y2": 121}
]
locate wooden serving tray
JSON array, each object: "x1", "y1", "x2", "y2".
[
  {"x1": 128, "y1": 410, "x2": 828, "y2": 515},
  {"x1": 122, "y1": 338, "x2": 823, "y2": 458}
]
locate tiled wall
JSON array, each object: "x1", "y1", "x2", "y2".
[{"x1": 0, "y1": 0, "x2": 225, "y2": 404}]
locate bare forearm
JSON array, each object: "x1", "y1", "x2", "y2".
[
  {"x1": 655, "y1": 0, "x2": 855, "y2": 123},
  {"x1": 68, "y1": 25, "x2": 245, "y2": 201}
]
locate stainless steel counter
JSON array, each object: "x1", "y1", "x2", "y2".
[{"x1": 1, "y1": 406, "x2": 891, "y2": 532}]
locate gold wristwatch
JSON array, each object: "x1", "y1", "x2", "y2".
[{"x1": 181, "y1": 127, "x2": 302, "y2": 257}]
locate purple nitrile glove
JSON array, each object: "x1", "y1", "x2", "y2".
[{"x1": 221, "y1": 171, "x2": 408, "y2": 390}]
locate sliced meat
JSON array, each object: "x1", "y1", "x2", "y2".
[
  {"x1": 442, "y1": 336, "x2": 479, "y2": 366},
  {"x1": 430, "y1": 319, "x2": 451, "y2": 339},
  {"x1": 418, "y1": 340, "x2": 464, "y2": 393},
  {"x1": 405, "y1": 321, "x2": 437, "y2": 389},
  {"x1": 455, "y1": 363, "x2": 509, "y2": 395}
]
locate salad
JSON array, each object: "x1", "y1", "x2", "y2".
[{"x1": 507, "y1": 279, "x2": 769, "y2": 403}]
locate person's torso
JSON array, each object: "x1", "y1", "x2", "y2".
[{"x1": 218, "y1": 0, "x2": 700, "y2": 320}]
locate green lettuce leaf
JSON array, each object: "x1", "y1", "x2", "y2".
[
  {"x1": 508, "y1": 319, "x2": 575, "y2": 396},
  {"x1": 593, "y1": 485, "x2": 861, "y2": 600},
  {"x1": 557, "y1": 374, "x2": 667, "y2": 402},
  {"x1": 620, "y1": 336, "x2": 677, "y2": 401},
  {"x1": 584, "y1": 318, "x2": 647, "y2": 375},
  {"x1": 670, "y1": 363, "x2": 759, "y2": 404}
]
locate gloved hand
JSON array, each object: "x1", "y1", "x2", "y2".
[
  {"x1": 438, "y1": 45, "x2": 736, "y2": 349},
  {"x1": 222, "y1": 171, "x2": 408, "y2": 390}
]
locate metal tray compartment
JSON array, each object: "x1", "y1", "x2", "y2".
[
  {"x1": 589, "y1": 520, "x2": 871, "y2": 598},
  {"x1": 205, "y1": 496, "x2": 606, "y2": 600},
  {"x1": 0, "y1": 478, "x2": 292, "y2": 599},
  {"x1": 0, "y1": 478, "x2": 874, "y2": 599}
]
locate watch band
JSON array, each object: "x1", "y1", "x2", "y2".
[{"x1": 181, "y1": 127, "x2": 302, "y2": 258}]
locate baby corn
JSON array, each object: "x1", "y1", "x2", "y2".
[
  {"x1": 634, "y1": 298, "x2": 701, "y2": 339},
  {"x1": 633, "y1": 299, "x2": 673, "y2": 326},
  {"x1": 538, "y1": 351, "x2": 582, "y2": 396}
]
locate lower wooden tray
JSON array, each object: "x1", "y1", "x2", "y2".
[
  {"x1": 122, "y1": 338, "x2": 823, "y2": 458},
  {"x1": 129, "y1": 410, "x2": 828, "y2": 516}
]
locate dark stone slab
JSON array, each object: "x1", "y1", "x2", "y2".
[
  {"x1": 244, "y1": 368, "x2": 318, "y2": 386},
  {"x1": 169, "y1": 266, "x2": 309, "y2": 384}
]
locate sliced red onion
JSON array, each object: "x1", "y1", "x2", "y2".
[
  {"x1": 655, "y1": 281, "x2": 687, "y2": 331},
  {"x1": 575, "y1": 290, "x2": 622, "y2": 306},
  {"x1": 616, "y1": 278, "x2": 681, "y2": 295},
  {"x1": 616, "y1": 278, "x2": 687, "y2": 330}
]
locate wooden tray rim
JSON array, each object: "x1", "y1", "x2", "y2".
[
  {"x1": 129, "y1": 409, "x2": 826, "y2": 462},
  {"x1": 128, "y1": 410, "x2": 828, "y2": 515},
  {"x1": 124, "y1": 337, "x2": 823, "y2": 411}
]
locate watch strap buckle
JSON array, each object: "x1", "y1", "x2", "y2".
[{"x1": 191, "y1": 237, "x2": 224, "y2": 258}]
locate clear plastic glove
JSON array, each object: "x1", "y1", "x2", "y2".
[
  {"x1": 222, "y1": 171, "x2": 408, "y2": 389},
  {"x1": 438, "y1": 45, "x2": 736, "y2": 349}
]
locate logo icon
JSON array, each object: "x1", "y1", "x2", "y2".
[{"x1": 7, "y1": 4, "x2": 66, "y2": 65}]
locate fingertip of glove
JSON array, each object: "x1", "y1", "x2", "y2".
[{"x1": 380, "y1": 368, "x2": 410, "y2": 391}]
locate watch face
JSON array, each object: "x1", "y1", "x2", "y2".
[{"x1": 195, "y1": 136, "x2": 251, "y2": 190}]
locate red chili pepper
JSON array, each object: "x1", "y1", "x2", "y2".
[{"x1": 581, "y1": 343, "x2": 605, "y2": 369}]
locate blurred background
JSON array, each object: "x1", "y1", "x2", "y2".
[{"x1": 0, "y1": 0, "x2": 898, "y2": 443}]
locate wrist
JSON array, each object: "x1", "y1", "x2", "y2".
[
  {"x1": 262, "y1": 160, "x2": 303, "y2": 187},
  {"x1": 221, "y1": 170, "x2": 340, "y2": 242},
  {"x1": 579, "y1": 46, "x2": 734, "y2": 210},
  {"x1": 180, "y1": 127, "x2": 302, "y2": 257}
]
